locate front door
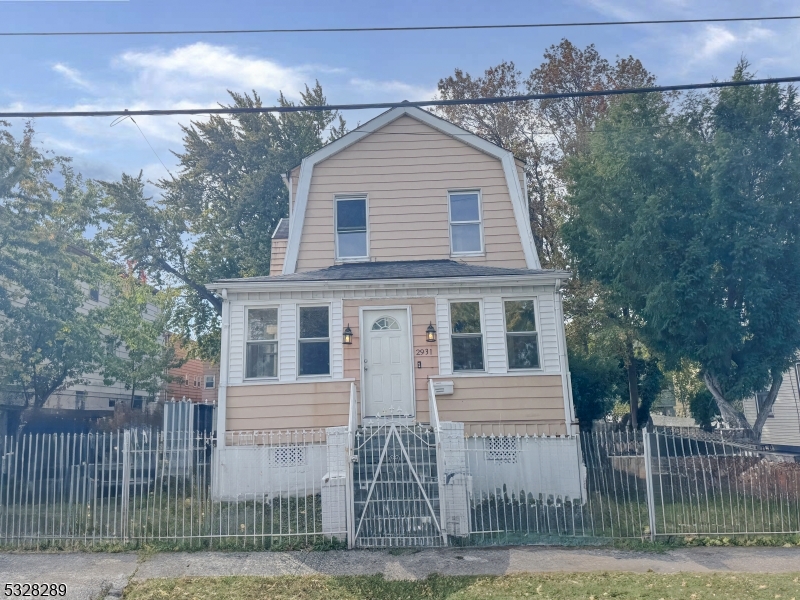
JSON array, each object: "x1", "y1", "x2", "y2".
[{"x1": 362, "y1": 309, "x2": 414, "y2": 419}]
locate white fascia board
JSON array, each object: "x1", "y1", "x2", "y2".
[
  {"x1": 209, "y1": 271, "x2": 571, "y2": 294},
  {"x1": 281, "y1": 105, "x2": 544, "y2": 274}
]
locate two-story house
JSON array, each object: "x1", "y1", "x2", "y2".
[{"x1": 208, "y1": 105, "x2": 583, "y2": 546}]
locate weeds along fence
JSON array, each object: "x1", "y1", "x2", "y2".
[
  {"x1": 0, "y1": 429, "x2": 336, "y2": 549},
  {"x1": 0, "y1": 426, "x2": 798, "y2": 548},
  {"x1": 465, "y1": 426, "x2": 800, "y2": 545}
]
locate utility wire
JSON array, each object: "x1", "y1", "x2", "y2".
[
  {"x1": 111, "y1": 115, "x2": 175, "y2": 179},
  {"x1": 2, "y1": 76, "x2": 799, "y2": 119},
  {"x1": 2, "y1": 15, "x2": 800, "y2": 36}
]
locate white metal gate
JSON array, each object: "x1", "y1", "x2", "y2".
[{"x1": 351, "y1": 423, "x2": 445, "y2": 547}]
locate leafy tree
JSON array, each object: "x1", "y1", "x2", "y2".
[
  {"x1": 0, "y1": 122, "x2": 105, "y2": 411},
  {"x1": 436, "y1": 40, "x2": 654, "y2": 269},
  {"x1": 565, "y1": 62, "x2": 800, "y2": 439},
  {"x1": 100, "y1": 273, "x2": 185, "y2": 406},
  {"x1": 101, "y1": 84, "x2": 345, "y2": 361}
]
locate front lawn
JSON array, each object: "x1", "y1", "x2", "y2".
[{"x1": 123, "y1": 572, "x2": 800, "y2": 599}]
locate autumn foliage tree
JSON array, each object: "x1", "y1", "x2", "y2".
[{"x1": 101, "y1": 84, "x2": 346, "y2": 361}]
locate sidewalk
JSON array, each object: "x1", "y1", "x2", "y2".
[{"x1": 1, "y1": 546, "x2": 799, "y2": 600}]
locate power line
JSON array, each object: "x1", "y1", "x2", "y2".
[
  {"x1": 111, "y1": 115, "x2": 176, "y2": 179},
  {"x1": 2, "y1": 76, "x2": 798, "y2": 119},
  {"x1": 2, "y1": 15, "x2": 800, "y2": 36}
]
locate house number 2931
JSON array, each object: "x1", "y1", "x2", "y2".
[{"x1": 415, "y1": 348, "x2": 432, "y2": 356}]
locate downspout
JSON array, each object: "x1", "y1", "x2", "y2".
[
  {"x1": 554, "y1": 279, "x2": 577, "y2": 436},
  {"x1": 216, "y1": 288, "x2": 230, "y2": 448}
]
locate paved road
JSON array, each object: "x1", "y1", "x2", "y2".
[{"x1": 0, "y1": 546, "x2": 798, "y2": 599}]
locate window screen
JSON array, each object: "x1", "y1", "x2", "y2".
[
  {"x1": 299, "y1": 306, "x2": 330, "y2": 376},
  {"x1": 450, "y1": 301, "x2": 484, "y2": 371},
  {"x1": 336, "y1": 198, "x2": 367, "y2": 258},
  {"x1": 246, "y1": 308, "x2": 278, "y2": 378},
  {"x1": 449, "y1": 192, "x2": 482, "y2": 254},
  {"x1": 504, "y1": 300, "x2": 540, "y2": 369}
]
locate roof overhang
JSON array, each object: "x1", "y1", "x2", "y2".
[
  {"x1": 208, "y1": 271, "x2": 571, "y2": 294},
  {"x1": 281, "y1": 105, "x2": 542, "y2": 275}
]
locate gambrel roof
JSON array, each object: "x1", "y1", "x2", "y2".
[{"x1": 282, "y1": 105, "x2": 541, "y2": 275}]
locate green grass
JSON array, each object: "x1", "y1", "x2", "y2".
[{"x1": 123, "y1": 572, "x2": 800, "y2": 599}]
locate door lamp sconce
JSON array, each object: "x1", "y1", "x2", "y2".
[
  {"x1": 426, "y1": 322, "x2": 437, "y2": 343},
  {"x1": 343, "y1": 324, "x2": 353, "y2": 345}
]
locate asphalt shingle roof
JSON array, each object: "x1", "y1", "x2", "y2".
[
  {"x1": 271, "y1": 218, "x2": 289, "y2": 240},
  {"x1": 214, "y1": 259, "x2": 563, "y2": 284}
]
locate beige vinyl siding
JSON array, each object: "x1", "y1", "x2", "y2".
[
  {"x1": 296, "y1": 115, "x2": 528, "y2": 271},
  {"x1": 269, "y1": 238, "x2": 287, "y2": 276},
  {"x1": 343, "y1": 298, "x2": 438, "y2": 423},
  {"x1": 226, "y1": 380, "x2": 351, "y2": 431},
  {"x1": 433, "y1": 374, "x2": 566, "y2": 437}
]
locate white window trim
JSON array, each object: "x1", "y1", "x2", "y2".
[
  {"x1": 244, "y1": 305, "x2": 280, "y2": 381},
  {"x1": 297, "y1": 303, "x2": 333, "y2": 379},
  {"x1": 449, "y1": 299, "x2": 487, "y2": 373},
  {"x1": 448, "y1": 189, "x2": 485, "y2": 257},
  {"x1": 334, "y1": 194, "x2": 370, "y2": 262},
  {"x1": 502, "y1": 297, "x2": 543, "y2": 372},
  {"x1": 204, "y1": 375, "x2": 216, "y2": 389}
]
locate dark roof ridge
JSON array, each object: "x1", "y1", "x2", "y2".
[{"x1": 212, "y1": 258, "x2": 568, "y2": 285}]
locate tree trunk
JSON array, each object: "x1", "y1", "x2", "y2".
[
  {"x1": 752, "y1": 370, "x2": 783, "y2": 440},
  {"x1": 625, "y1": 336, "x2": 639, "y2": 429},
  {"x1": 702, "y1": 371, "x2": 751, "y2": 432}
]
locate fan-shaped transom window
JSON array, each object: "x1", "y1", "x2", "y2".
[{"x1": 372, "y1": 316, "x2": 400, "y2": 331}]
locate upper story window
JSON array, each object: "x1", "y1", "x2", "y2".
[
  {"x1": 205, "y1": 375, "x2": 215, "y2": 389},
  {"x1": 450, "y1": 301, "x2": 484, "y2": 371},
  {"x1": 504, "y1": 300, "x2": 540, "y2": 370},
  {"x1": 298, "y1": 306, "x2": 330, "y2": 376},
  {"x1": 449, "y1": 191, "x2": 483, "y2": 255},
  {"x1": 246, "y1": 308, "x2": 278, "y2": 379},
  {"x1": 335, "y1": 197, "x2": 368, "y2": 259}
]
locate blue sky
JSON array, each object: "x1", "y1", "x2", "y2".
[{"x1": 2, "y1": 0, "x2": 799, "y2": 190}]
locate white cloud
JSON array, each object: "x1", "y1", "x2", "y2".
[
  {"x1": 693, "y1": 25, "x2": 775, "y2": 62},
  {"x1": 52, "y1": 64, "x2": 93, "y2": 91},
  {"x1": 115, "y1": 43, "x2": 311, "y2": 103},
  {"x1": 348, "y1": 78, "x2": 436, "y2": 101},
  {"x1": 4, "y1": 42, "x2": 440, "y2": 186}
]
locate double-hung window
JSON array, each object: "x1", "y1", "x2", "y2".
[
  {"x1": 246, "y1": 308, "x2": 278, "y2": 379},
  {"x1": 504, "y1": 300, "x2": 540, "y2": 369},
  {"x1": 298, "y1": 306, "x2": 330, "y2": 376},
  {"x1": 449, "y1": 191, "x2": 483, "y2": 254},
  {"x1": 335, "y1": 197, "x2": 368, "y2": 259},
  {"x1": 450, "y1": 301, "x2": 484, "y2": 371}
]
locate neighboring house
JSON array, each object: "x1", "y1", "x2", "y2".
[
  {"x1": 208, "y1": 106, "x2": 582, "y2": 545},
  {"x1": 743, "y1": 362, "x2": 800, "y2": 452},
  {"x1": 165, "y1": 336, "x2": 220, "y2": 403},
  {"x1": 42, "y1": 282, "x2": 161, "y2": 413}
]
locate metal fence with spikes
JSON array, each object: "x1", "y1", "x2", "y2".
[{"x1": 0, "y1": 425, "x2": 797, "y2": 548}]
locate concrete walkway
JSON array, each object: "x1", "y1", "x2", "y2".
[{"x1": 1, "y1": 546, "x2": 798, "y2": 599}]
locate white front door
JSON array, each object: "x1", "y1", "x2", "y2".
[{"x1": 362, "y1": 309, "x2": 414, "y2": 419}]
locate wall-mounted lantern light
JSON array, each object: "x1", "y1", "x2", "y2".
[
  {"x1": 343, "y1": 324, "x2": 353, "y2": 345},
  {"x1": 426, "y1": 322, "x2": 437, "y2": 343}
]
